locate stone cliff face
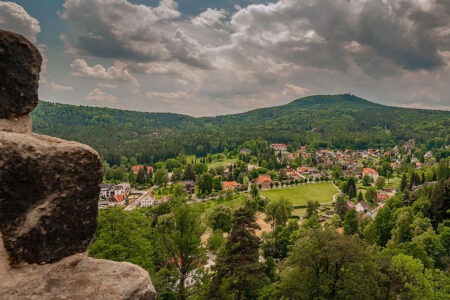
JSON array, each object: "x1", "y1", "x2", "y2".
[{"x1": 0, "y1": 29, "x2": 156, "y2": 299}]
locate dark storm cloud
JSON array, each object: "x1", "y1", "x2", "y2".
[
  {"x1": 4, "y1": 0, "x2": 448, "y2": 115},
  {"x1": 230, "y1": 0, "x2": 449, "y2": 75},
  {"x1": 61, "y1": 0, "x2": 215, "y2": 69}
]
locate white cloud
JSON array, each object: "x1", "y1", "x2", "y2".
[
  {"x1": 153, "y1": 0, "x2": 181, "y2": 20},
  {"x1": 41, "y1": 77, "x2": 74, "y2": 91},
  {"x1": 192, "y1": 8, "x2": 228, "y2": 27},
  {"x1": 282, "y1": 84, "x2": 310, "y2": 97},
  {"x1": 32, "y1": 0, "x2": 450, "y2": 114},
  {"x1": 146, "y1": 90, "x2": 188, "y2": 100},
  {"x1": 61, "y1": 0, "x2": 215, "y2": 69},
  {"x1": 86, "y1": 88, "x2": 117, "y2": 102},
  {"x1": 228, "y1": 0, "x2": 449, "y2": 74},
  {"x1": 0, "y1": 1, "x2": 40, "y2": 42},
  {"x1": 70, "y1": 58, "x2": 139, "y2": 86}
]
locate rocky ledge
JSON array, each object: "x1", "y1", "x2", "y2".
[{"x1": 0, "y1": 29, "x2": 156, "y2": 299}]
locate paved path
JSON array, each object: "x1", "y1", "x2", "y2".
[
  {"x1": 321, "y1": 182, "x2": 342, "y2": 205},
  {"x1": 124, "y1": 185, "x2": 158, "y2": 211}
]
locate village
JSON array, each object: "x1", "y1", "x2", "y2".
[
  {"x1": 99, "y1": 138, "x2": 440, "y2": 224},
  {"x1": 93, "y1": 138, "x2": 449, "y2": 290}
]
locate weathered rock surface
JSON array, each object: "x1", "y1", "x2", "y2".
[
  {"x1": 0, "y1": 29, "x2": 156, "y2": 299},
  {"x1": 0, "y1": 252, "x2": 157, "y2": 300},
  {"x1": 0, "y1": 30, "x2": 42, "y2": 118},
  {"x1": 0, "y1": 115, "x2": 32, "y2": 133},
  {"x1": 0, "y1": 131, "x2": 103, "y2": 265}
]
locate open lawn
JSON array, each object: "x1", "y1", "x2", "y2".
[
  {"x1": 207, "y1": 158, "x2": 238, "y2": 169},
  {"x1": 261, "y1": 182, "x2": 338, "y2": 205}
]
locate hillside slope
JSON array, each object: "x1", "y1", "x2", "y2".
[{"x1": 31, "y1": 94, "x2": 449, "y2": 162}]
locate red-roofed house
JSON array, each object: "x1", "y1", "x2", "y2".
[
  {"x1": 132, "y1": 165, "x2": 153, "y2": 175},
  {"x1": 111, "y1": 193, "x2": 127, "y2": 206},
  {"x1": 377, "y1": 193, "x2": 389, "y2": 203},
  {"x1": 256, "y1": 175, "x2": 273, "y2": 189},
  {"x1": 363, "y1": 168, "x2": 379, "y2": 181},
  {"x1": 285, "y1": 167, "x2": 297, "y2": 177},
  {"x1": 222, "y1": 181, "x2": 238, "y2": 191}
]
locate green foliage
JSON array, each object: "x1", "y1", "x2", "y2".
[
  {"x1": 376, "y1": 176, "x2": 385, "y2": 190},
  {"x1": 209, "y1": 208, "x2": 266, "y2": 300},
  {"x1": 344, "y1": 177, "x2": 357, "y2": 199},
  {"x1": 155, "y1": 203, "x2": 205, "y2": 299},
  {"x1": 279, "y1": 228, "x2": 378, "y2": 299},
  {"x1": 262, "y1": 220, "x2": 299, "y2": 259},
  {"x1": 374, "y1": 206, "x2": 396, "y2": 247},
  {"x1": 198, "y1": 173, "x2": 213, "y2": 195},
  {"x1": 31, "y1": 95, "x2": 450, "y2": 165},
  {"x1": 387, "y1": 254, "x2": 433, "y2": 299},
  {"x1": 364, "y1": 221, "x2": 376, "y2": 245},
  {"x1": 362, "y1": 175, "x2": 371, "y2": 186},
  {"x1": 305, "y1": 200, "x2": 320, "y2": 218},
  {"x1": 194, "y1": 163, "x2": 208, "y2": 176},
  {"x1": 335, "y1": 195, "x2": 348, "y2": 220},
  {"x1": 401, "y1": 173, "x2": 408, "y2": 192},
  {"x1": 153, "y1": 168, "x2": 168, "y2": 186},
  {"x1": 343, "y1": 208, "x2": 358, "y2": 235},
  {"x1": 391, "y1": 208, "x2": 414, "y2": 244},
  {"x1": 89, "y1": 208, "x2": 154, "y2": 270},
  {"x1": 430, "y1": 179, "x2": 450, "y2": 227},
  {"x1": 365, "y1": 187, "x2": 378, "y2": 204},
  {"x1": 207, "y1": 230, "x2": 226, "y2": 252},
  {"x1": 209, "y1": 205, "x2": 233, "y2": 233},
  {"x1": 265, "y1": 197, "x2": 293, "y2": 229}
]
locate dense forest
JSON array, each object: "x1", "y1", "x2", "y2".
[
  {"x1": 31, "y1": 94, "x2": 449, "y2": 164},
  {"x1": 90, "y1": 166, "x2": 450, "y2": 299}
]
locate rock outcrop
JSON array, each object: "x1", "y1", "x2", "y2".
[
  {"x1": 0, "y1": 30, "x2": 41, "y2": 118},
  {"x1": 0, "y1": 30, "x2": 156, "y2": 299}
]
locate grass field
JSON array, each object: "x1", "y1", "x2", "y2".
[
  {"x1": 207, "y1": 158, "x2": 238, "y2": 168},
  {"x1": 261, "y1": 182, "x2": 338, "y2": 205},
  {"x1": 186, "y1": 155, "x2": 237, "y2": 169}
]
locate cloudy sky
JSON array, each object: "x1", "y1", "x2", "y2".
[{"x1": 1, "y1": 0, "x2": 449, "y2": 116}]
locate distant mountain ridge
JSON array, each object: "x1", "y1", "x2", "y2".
[{"x1": 31, "y1": 94, "x2": 449, "y2": 162}]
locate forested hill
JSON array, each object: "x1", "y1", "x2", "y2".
[{"x1": 31, "y1": 94, "x2": 449, "y2": 163}]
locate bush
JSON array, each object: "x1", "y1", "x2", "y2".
[{"x1": 292, "y1": 205, "x2": 308, "y2": 209}]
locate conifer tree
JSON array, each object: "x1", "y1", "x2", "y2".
[
  {"x1": 209, "y1": 208, "x2": 266, "y2": 300},
  {"x1": 400, "y1": 173, "x2": 407, "y2": 191},
  {"x1": 357, "y1": 191, "x2": 364, "y2": 202}
]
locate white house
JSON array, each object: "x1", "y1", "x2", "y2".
[
  {"x1": 140, "y1": 192, "x2": 156, "y2": 208},
  {"x1": 270, "y1": 143, "x2": 288, "y2": 153},
  {"x1": 100, "y1": 183, "x2": 131, "y2": 200},
  {"x1": 355, "y1": 200, "x2": 371, "y2": 213},
  {"x1": 362, "y1": 168, "x2": 379, "y2": 181},
  {"x1": 367, "y1": 204, "x2": 384, "y2": 219},
  {"x1": 424, "y1": 151, "x2": 433, "y2": 159},
  {"x1": 116, "y1": 182, "x2": 131, "y2": 194},
  {"x1": 100, "y1": 183, "x2": 115, "y2": 199}
]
